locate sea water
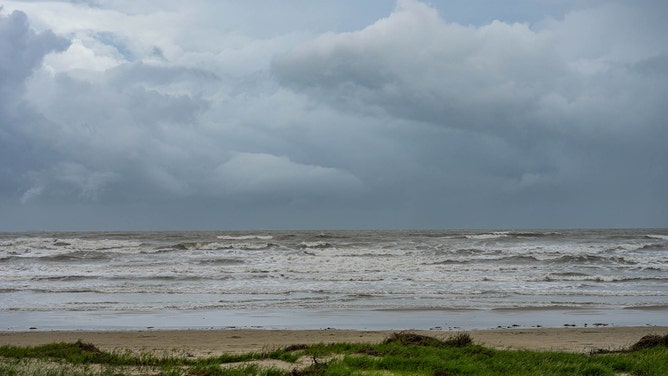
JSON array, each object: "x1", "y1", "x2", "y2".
[{"x1": 1, "y1": 229, "x2": 666, "y2": 330}]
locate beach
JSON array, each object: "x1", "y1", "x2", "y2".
[
  {"x1": 2, "y1": 326, "x2": 667, "y2": 356},
  {"x1": 2, "y1": 229, "x2": 666, "y2": 363}
]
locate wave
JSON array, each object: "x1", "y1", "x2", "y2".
[
  {"x1": 549, "y1": 255, "x2": 637, "y2": 265},
  {"x1": 217, "y1": 235, "x2": 274, "y2": 240},
  {"x1": 541, "y1": 274, "x2": 668, "y2": 283},
  {"x1": 41, "y1": 251, "x2": 112, "y2": 262},
  {"x1": 507, "y1": 231, "x2": 562, "y2": 238},
  {"x1": 0, "y1": 251, "x2": 111, "y2": 262},
  {"x1": 213, "y1": 242, "x2": 275, "y2": 250},
  {"x1": 166, "y1": 241, "x2": 274, "y2": 251},
  {"x1": 196, "y1": 258, "x2": 245, "y2": 265},
  {"x1": 496, "y1": 255, "x2": 540, "y2": 263},
  {"x1": 298, "y1": 241, "x2": 332, "y2": 249},
  {"x1": 645, "y1": 234, "x2": 668, "y2": 240},
  {"x1": 431, "y1": 259, "x2": 470, "y2": 265},
  {"x1": 464, "y1": 232, "x2": 510, "y2": 240},
  {"x1": 461, "y1": 231, "x2": 563, "y2": 240},
  {"x1": 638, "y1": 243, "x2": 666, "y2": 250},
  {"x1": 623, "y1": 304, "x2": 668, "y2": 310},
  {"x1": 3, "y1": 229, "x2": 667, "y2": 315},
  {"x1": 433, "y1": 254, "x2": 539, "y2": 263},
  {"x1": 167, "y1": 242, "x2": 207, "y2": 250},
  {"x1": 30, "y1": 275, "x2": 97, "y2": 282},
  {"x1": 313, "y1": 232, "x2": 354, "y2": 240},
  {"x1": 0, "y1": 237, "x2": 144, "y2": 260}
]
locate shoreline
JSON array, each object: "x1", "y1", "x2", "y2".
[
  {"x1": 3, "y1": 306, "x2": 667, "y2": 332},
  {"x1": 2, "y1": 326, "x2": 667, "y2": 355}
]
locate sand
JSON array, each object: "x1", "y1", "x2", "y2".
[{"x1": 1, "y1": 326, "x2": 667, "y2": 356}]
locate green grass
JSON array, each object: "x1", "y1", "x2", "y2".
[{"x1": 1, "y1": 333, "x2": 667, "y2": 376}]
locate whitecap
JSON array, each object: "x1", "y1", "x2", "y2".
[
  {"x1": 646, "y1": 234, "x2": 668, "y2": 240},
  {"x1": 464, "y1": 232, "x2": 510, "y2": 240},
  {"x1": 217, "y1": 235, "x2": 274, "y2": 240}
]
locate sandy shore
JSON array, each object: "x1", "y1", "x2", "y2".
[{"x1": 1, "y1": 326, "x2": 667, "y2": 356}]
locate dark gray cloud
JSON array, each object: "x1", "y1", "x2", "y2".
[
  {"x1": 0, "y1": 10, "x2": 69, "y2": 102},
  {"x1": 271, "y1": 0, "x2": 668, "y2": 226},
  {"x1": 0, "y1": 10, "x2": 69, "y2": 201},
  {"x1": 18, "y1": 63, "x2": 214, "y2": 202},
  {"x1": 0, "y1": 1, "x2": 666, "y2": 230}
]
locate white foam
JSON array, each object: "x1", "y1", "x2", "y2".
[
  {"x1": 217, "y1": 235, "x2": 274, "y2": 240},
  {"x1": 2, "y1": 229, "x2": 668, "y2": 314},
  {"x1": 298, "y1": 241, "x2": 331, "y2": 249},
  {"x1": 464, "y1": 232, "x2": 510, "y2": 240}
]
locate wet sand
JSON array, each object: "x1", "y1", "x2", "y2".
[{"x1": 1, "y1": 326, "x2": 666, "y2": 356}]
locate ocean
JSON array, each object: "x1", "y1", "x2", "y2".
[{"x1": 1, "y1": 229, "x2": 667, "y2": 331}]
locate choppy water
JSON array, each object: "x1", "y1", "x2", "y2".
[{"x1": 1, "y1": 229, "x2": 667, "y2": 316}]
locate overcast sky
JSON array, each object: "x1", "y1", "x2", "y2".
[{"x1": 1, "y1": 0, "x2": 666, "y2": 231}]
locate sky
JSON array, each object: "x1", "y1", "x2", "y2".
[{"x1": 1, "y1": 0, "x2": 667, "y2": 231}]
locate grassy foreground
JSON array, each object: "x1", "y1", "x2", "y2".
[{"x1": 0, "y1": 332, "x2": 667, "y2": 376}]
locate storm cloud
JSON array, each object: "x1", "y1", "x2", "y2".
[
  {"x1": 1, "y1": 10, "x2": 70, "y2": 204},
  {"x1": 1, "y1": 1, "x2": 666, "y2": 230},
  {"x1": 272, "y1": 1, "x2": 668, "y2": 134}
]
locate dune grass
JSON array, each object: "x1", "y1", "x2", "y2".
[{"x1": 1, "y1": 333, "x2": 667, "y2": 375}]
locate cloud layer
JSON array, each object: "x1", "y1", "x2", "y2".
[{"x1": 1, "y1": 1, "x2": 666, "y2": 230}]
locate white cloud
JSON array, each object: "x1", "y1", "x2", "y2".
[
  {"x1": 43, "y1": 36, "x2": 126, "y2": 72},
  {"x1": 19, "y1": 185, "x2": 44, "y2": 204}
]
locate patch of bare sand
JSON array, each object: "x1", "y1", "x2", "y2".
[{"x1": 1, "y1": 326, "x2": 666, "y2": 356}]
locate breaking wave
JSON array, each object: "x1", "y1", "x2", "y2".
[
  {"x1": 217, "y1": 235, "x2": 274, "y2": 240},
  {"x1": 1, "y1": 228, "x2": 667, "y2": 314}
]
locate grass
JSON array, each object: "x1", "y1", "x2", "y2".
[{"x1": 1, "y1": 333, "x2": 667, "y2": 375}]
